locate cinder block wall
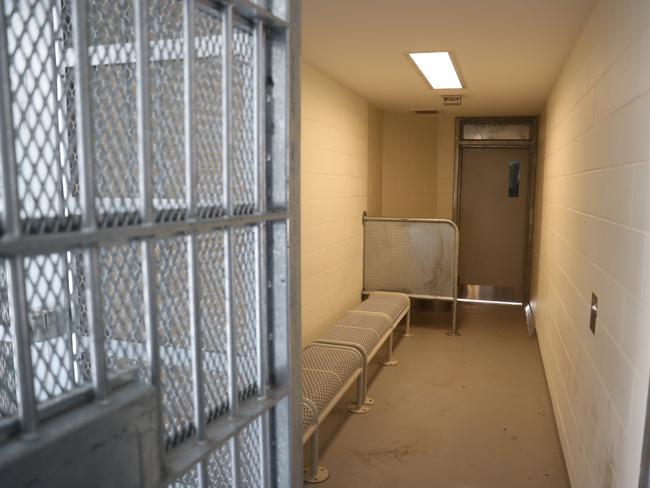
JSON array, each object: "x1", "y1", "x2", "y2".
[
  {"x1": 381, "y1": 112, "x2": 438, "y2": 217},
  {"x1": 531, "y1": 0, "x2": 650, "y2": 485},
  {"x1": 300, "y1": 62, "x2": 383, "y2": 345}
]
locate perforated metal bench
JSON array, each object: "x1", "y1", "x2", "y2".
[
  {"x1": 356, "y1": 291, "x2": 412, "y2": 335},
  {"x1": 301, "y1": 343, "x2": 364, "y2": 484},
  {"x1": 316, "y1": 312, "x2": 397, "y2": 412}
]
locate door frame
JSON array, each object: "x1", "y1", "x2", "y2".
[{"x1": 453, "y1": 116, "x2": 538, "y2": 304}]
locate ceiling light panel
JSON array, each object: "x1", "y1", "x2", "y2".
[{"x1": 409, "y1": 51, "x2": 463, "y2": 90}]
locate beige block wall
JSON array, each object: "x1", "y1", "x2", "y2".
[
  {"x1": 300, "y1": 62, "x2": 383, "y2": 345},
  {"x1": 381, "y1": 113, "x2": 438, "y2": 218},
  {"x1": 436, "y1": 114, "x2": 456, "y2": 220},
  {"x1": 531, "y1": 0, "x2": 650, "y2": 486}
]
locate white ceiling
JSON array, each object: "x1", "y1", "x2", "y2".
[{"x1": 301, "y1": 0, "x2": 596, "y2": 116}]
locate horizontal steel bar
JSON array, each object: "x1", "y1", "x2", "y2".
[
  {"x1": 163, "y1": 387, "x2": 289, "y2": 484},
  {"x1": 0, "y1": 369, "x2": 137, "y2": 442},
  {"x1": 458, "y1": 140, "x2": 536, "y2": 148},
  {"x1": 0, "y1": 212, "x2": 289, "y2": 257},
  {"x1": 363, "y1": 216, "x2": 459, "y2": 228},
  {"x1": 211, "y1": 0, "x2": 289, "y2": 29},
  {"x1": 362, "y1": 291, "x2": 456, "y2": 302}
]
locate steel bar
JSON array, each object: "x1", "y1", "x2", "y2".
[
  {"x1": 0, "y1": 212, "x2": 289, "y2": 257},
  {"x1": 224, "y1": 5, "x2": 234, "y2": 217},
  {"x1": 135, "y1": 0, "x2": 153, "y2": 223},
  {"x1": 72, "y1": 0, "x2": 108, "y2": 399},
  {"x1": 184, "y1": 0, "x2": 206, "y2": 444},
  {"x1": 212, "y1": 0, "x2": 289, "y2": 29}
]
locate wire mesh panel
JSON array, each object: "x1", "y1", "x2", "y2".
[
  {"x1": 24, "y1": 252, "x2": 88, "y2": 401},
  {"x1": 156, "y1": 236, "x2": 194, "y2": 449},
  {"x1": 194, "y1": 5, "x2": 225, "y2": 218},
  {"x1": 4, "y1": 0, "x2": 81, "y2": 233},
  {"x1": 206, "y1": 442, "x2": 233, "y2": 487},
  {"x1": 99, "y1": 242, "x2": 147, "y2": 380},
  {"x1": 0, "y1": 265, "x2": 16, "y2": 418},
  {"x1": 232, "y1": 26, "x2": 256, "y2": 215},
  {"x1": 363, "y1": 218, "x2": 458, "y2": 299},
  {"x1": 238, "y1": 416, "x2": 263, "y2": 488},
  {"x1": 232, "y1": 225, "x2": 260, "y2": 401},
  {"x1": 89, "y1": 0, "x2": 140, "y2": 227},
  {"x1": 197, "y1": 231, "x2": 229, "y2": 423},
  {"x1": 150, "y1": 0, "x2": 186, "y2": 222}
]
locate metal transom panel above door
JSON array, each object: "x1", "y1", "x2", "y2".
[{"x1": 458, "y1": 146, "x2": 531, "y2": 303}]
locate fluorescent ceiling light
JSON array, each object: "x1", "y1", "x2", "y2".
[{"x1": 409, "y1": 51, "x2": 463, "y2": 90}]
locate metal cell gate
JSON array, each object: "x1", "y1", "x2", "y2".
[
  {"x1": 0, "y1": 0, "x2": 301, "y2": 486},
  {"x1": 363, "y1": 215, "x2": 459, "y2": 335}
]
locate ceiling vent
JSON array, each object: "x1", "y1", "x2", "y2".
[
  {"x1": 414, "y1": 110, "x2": 439, "y2": 115},
  {"x1": 442, "y1": 95, "x2": 462, "y2": 105}
]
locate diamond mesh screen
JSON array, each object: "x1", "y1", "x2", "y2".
[
  {"x1": 238, "y1": 415, "x2": 262, "y2": 488},
  {"x1": 156, "y1": 236, "x2": 194, "y2": 449},
  {"x1": 100, "y1": 242, "x2": 147, "y2": 380},
  {"x1": 363, "y1": 219, "x2": 458, "y2": 299},
  {"x1": 150, "y1": 0, "x2": 186, "y2": 222},
  {"x1": 0, "y1": 264, "x2": 17, "y2": 418},
  {"x1": 197, "y1": 231, "x2": 229, "y2": 423},
  {"x1": 89, "y1": 0, "x2": 140, "y2": 227},
  {"x1": 194, "y1": 5, "x2": 225, "y2": 218},
  {"x1": 4, "y1": 0, "x2": 81, "y2": 234},
  {"x1": 232, "y1": 226, "x2": 259, "y2": 401},
  {"x1": 24, "y1": 252, "x2": 88, "y2": 402},
  {"x1": 232, "y1": 26, "x2": 256, "y2": 215},
  {"x1": 206, "y1": 442, "x2": 233, "y2": 487}
]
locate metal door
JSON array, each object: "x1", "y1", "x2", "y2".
[
  {"x1": 0, "y1": 1, "x2": 301, "y2": 487},
  {"x1": 458, "y1": 146, "x2": 530, "y2": 303}
]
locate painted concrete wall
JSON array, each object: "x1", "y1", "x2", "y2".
[
  {"x1": 300, "y1": 62, "x2": 383, "y2": 345},
  {"x1": 381, "y1": 112, "x2": 456, "y2": 220},
  {"x1": 381, "y1": 113, "x2": 438, "y2": 218},
  {"x1": 531, "y1": 0, "x2": 650, "y2": 486},
  {"x1": 436, "y1": 114, "x2": 456, "y2": 220}
]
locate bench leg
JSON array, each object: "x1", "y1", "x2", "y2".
[
  {"x1": 446, "y1": 298, "x2": 460, "y2": 336},
  {"x1": 303, "y1": 429, "x2": 330, "y2": 483},
  {"x1": 380, "y1": 332, "x2": 399, "y2": 366},
  {"x1": 347, "y1": 374, "x2": 370, "y2": 414},
  {"x1": 403, "y1": 308, "x2": 414, "y2": 337}
]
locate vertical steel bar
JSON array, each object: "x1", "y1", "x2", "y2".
[
  {"x1": 184, "y1": 0, "x2": 205, "y2": 443},
  {"x1": 135, "y1": 0, "x2": 164, "y2": 467},
  {"x1": 287, "y1": 1, "x2": 302, "y2": 484},
  {"x1": 71, "y1": 0, "x2": 107, "y2": 399},
  {"x1": 255, "y1": 21, "x2": 267, "y2": 214},
  {"x1": 223, "y1": 6, "x2": 241, "y2": 487},
  {"x1": 197, "y1": 461, "x2": 208, "y2": 488},
  {"x1": 223, "y1": 5, "x2": 234, "y2": 218},
  {"x1": 82, "y1": 246, "x2": 107, "y2": 399},
  {"x1": 136, "y1": 0, "x2": 153, "y2": 223},
  {"x1": 254, "y1": 23, "x2": 271, "y2": 487},
  {"x1": 0, "y1": 5, "x2": 38, "y2": 434},
  {"x1": 255, "y1": 19, "x2": 269, "y2": 397}
]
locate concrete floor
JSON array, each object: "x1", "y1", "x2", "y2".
[{"x1": 310, "y1": 302, "x2": 570, "y2": 488}]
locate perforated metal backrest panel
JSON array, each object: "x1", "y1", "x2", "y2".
[
  {"x1": 353, "y1": 301, "x2": 404, "y2": 323},
  {"x1": 365, "y1": 291, "x2": 410, "y2": 311},
  {"x1": 319, "y1": 325, "x2": 379, "y2": 358},
  {"x1": 337, "y1": 312, "x2": 392, "y2": 335},
  {"x1": 363, "y1": 219, "x2": 458, "y2": 299}
]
